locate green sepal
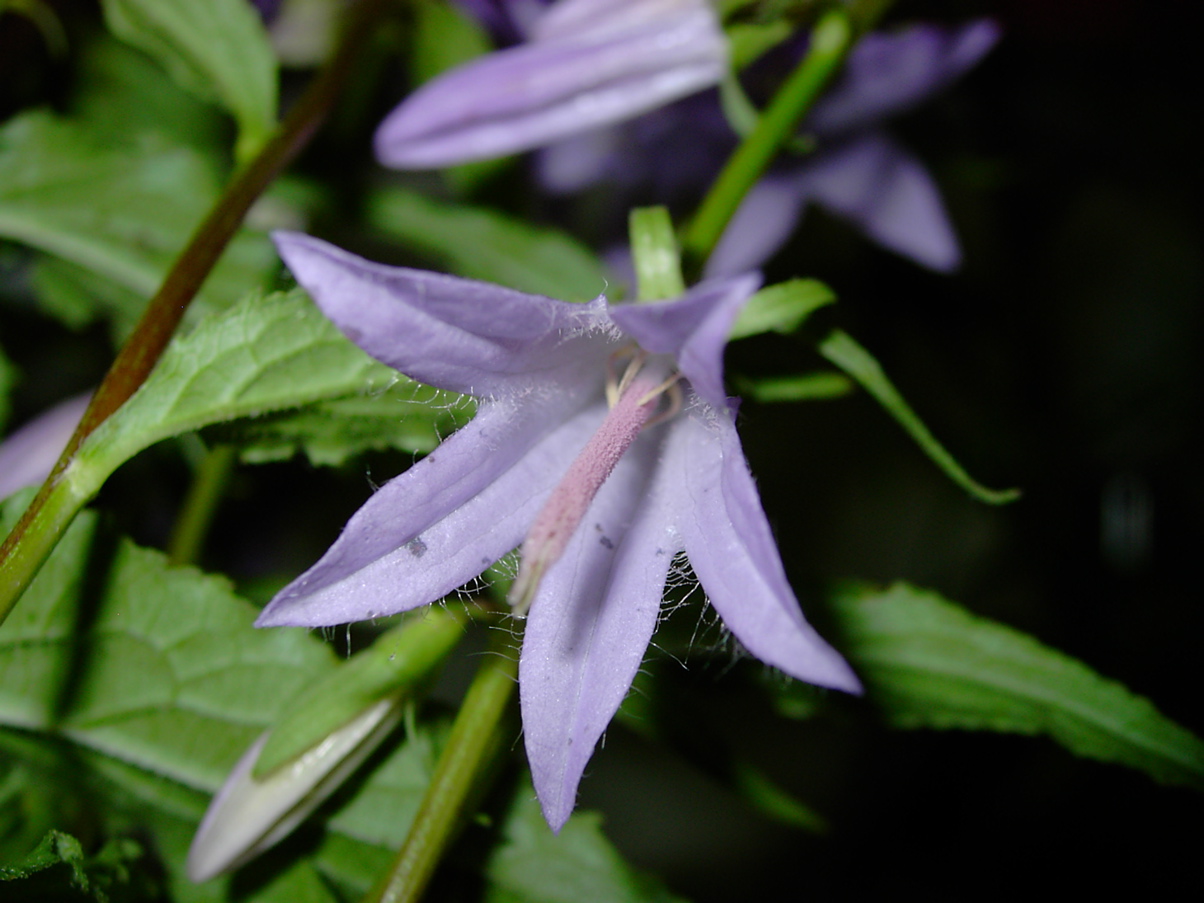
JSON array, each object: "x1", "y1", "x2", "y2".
[
  {"x1": 835, "y1": 581, "x2": 1204, "y2": 791},
  {"x1": 725, "y1": 19, "x2": 795, "y2": 71},
  {"x1": 254, "y1": 609, "x2": 469, "y2": 778},
  {"x1": 629, "y1": 206, "x2": 686, "y2": 302},
  {"x1": 735, "y1": 371, "x2": 853, "y2": 403},
  {"x1": 818, "y1": 328, "x2": 1020, "y2": 504},
  {"x1": 730, "y1": 277, "x2": 836, "y2": 339},
  {"x1": 731, "y1": 763, "x2": 829, "y2": 833}
]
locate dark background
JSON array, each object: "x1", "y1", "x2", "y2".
[{"x1": 648, "y1": 1, "x2": 1203, "y2": 898}]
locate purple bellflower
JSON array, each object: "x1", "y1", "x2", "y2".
[
  {"x1": 706, "y1": 20, "x2": 1001, "y2": 275},
  {"x1": 377, "y1": 3, "x2": 997, "y2": 275},
  {"x1": 375, "y1": 0, "x2": 727, "y2": 167},
  {"x1": 258, "y1": 232, "x2": 860, "y2": 831},
  {"x1": 529, "y1": 19, "x2": 1001, "y2": 276},
  {"x1": 538, "y1": 20, "x2": 1001, "y2": 276}
]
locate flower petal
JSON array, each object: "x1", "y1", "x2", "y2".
[
  {"x1": 799, "y1": 134, "x2": 962, "y2": 272},
  {"x1": 807, "y1": 20, "x2": 1000, "y2": 136},
  {"x1": 257, "y1": 396, "x2": 607, "y2": 627},
  {"x1": 519, "y1": 432, "x2": 676, "y2": 831},
  {"x1": 609, "y1": 274, "x2": 760, "y2": 409},
  {"x1": 274, "y1": 231, "x2": 609, "y2": 397},
  {"x1": 0, "y1": 391, "x2": 91, "y2": 500},
  {"x1": 375, "y1": 0, "x2": 725, "y2": 167},
  {"x1": 533, "y1": 0, "x2": 710, "y2": 42},
  {"x1": 704, "y1": 172, "x2": 811, "y2": 277},
  {"x1": 670, "y1": 410, "x2": 862, "y2": 693}
]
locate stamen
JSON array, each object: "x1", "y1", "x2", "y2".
[
  {"x1": 605, "y1": 347, "x2": 645, "y2": 408},
  {"x1": 509, "y1": 369, "x2": 665, "y2": 615},
  {"x1": 642, "y1": 377, "x2": 683, "y2": 428}
]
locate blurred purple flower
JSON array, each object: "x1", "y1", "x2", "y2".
[
  {"x1": 716, "y1": 20, "x2": 1000, "y2": 274},
  {"x1": 249, "y1": 0, "x2": 282, "y2": 23},
  {"x1": 542, "y1": 20, "x2": 1001, "y2": 275},
  {"x1": 375, "y1": 0, "x2": 727, "y2": 167},
  {"x1": 0, "y1": 392, "x2": 90, "y2": 500},
  {"x1": 258, "y1": 231, "x2": 860, "y2": 830}
]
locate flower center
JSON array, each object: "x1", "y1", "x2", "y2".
[{"x1": 508, "y1": 351, "x2": 680, "y2": 615}]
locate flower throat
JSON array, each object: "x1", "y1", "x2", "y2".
[{"x1": 508, "y1": 351, "x2": 680, "y2": 615}]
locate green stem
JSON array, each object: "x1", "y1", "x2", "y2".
[
  {"x1": 681, "y1": 8, "x2": 854, "y2": 273},
  {"x1": 364, "y1": 635, "x2": 520, "y2": 903},
  {"x1": 167, "y1": 444, "x2": 238, "y2": 566},
  {"x1": 0, "y1": 0, "x2": 390, "y2": 627}
]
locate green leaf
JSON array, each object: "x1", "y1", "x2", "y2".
[
  {"x1": 0, "y1": 829, "x2": 142, "y2": 899},
  {"x1": 207, "y1": 378, "x2": 472, "y2": 467},
  {"x1": 0, "y1": 0, "x2": 68, "y2": 57},
  {"x1": 74, "y1": 288, "x2": 461, "y2": 486},
  {"x1": 99, "y1": 0, "x2": 278, "y2": 160},
  {"x1": 0, "y1": 111, "x2": 275, "y2": 336},
  {"x1": 31, "y1": 255, "x2": 152, "y2": 336},
  {"x1": 484, "y1": 785, "x2": 687, "y2": 903},
  {"x1": 71, "y1": 35, "x2": 229, "y2": 152},
  {"x1": 0, "y1": 492, "x2": 432, "y2": 888},
  {"x1": 730, "y1": 763, "x2": 828, "y2": 833},
  {"x1": 834, "y1": 581, "x2": 1204, "y2": 791},
  {"x1": 367, "y1": 187, "x2": 610, "y2": 302},
  {"x1": 0, "y1": 503, "x2": 338, "y2": 792},
  {"x1": 409, "y1": 0, "x2": 492, "y2": 87},
  {"x1": 0, "y1": 488, "x2": 98, "y2": 731},
  {"x1": 0, "y1": 509, "x2": 667, "y2": 895},
  {"x1": 729, "y1": 278, "x2": 836, "y2": 340},
  {"x1": 818, "y1": 328, "x2": 1020, "y2": 504},
  {"x1": 0, "y1": 829, "x2": 85, "y2": 885}
]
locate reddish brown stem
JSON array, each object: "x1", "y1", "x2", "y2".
[{"x1": 0, "y1": 0, "x2": 389, "y2": 615}]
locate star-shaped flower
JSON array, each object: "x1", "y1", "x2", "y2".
[{"x1": 258, "y1": 231, "x2": 860, "y2": 830}]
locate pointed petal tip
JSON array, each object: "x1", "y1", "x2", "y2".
[
  {"x1": 544, "y1": 809, "x2": 570, "y2": 837},
  {"x1": 763, "y1": 633, "x2": 863, "y2": 696},
  {"x1": 270, "y1": 228, "x2": 315, "y2": 254},
  {"x1": 253, "y1": 603, "x2": 306, "y2": 629},
  {"x1": 271, "y1": 229, "x2": 338, "y2": 272},
  {"x1": 815, "y1": 657, "x2": 864, "y2": 696},
  {"x1": 253, "y1": 589, "x2": 354, "y2": 630},
  {"x1": 540, "y1": 797, "x2": 572, "y2": 835}
]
